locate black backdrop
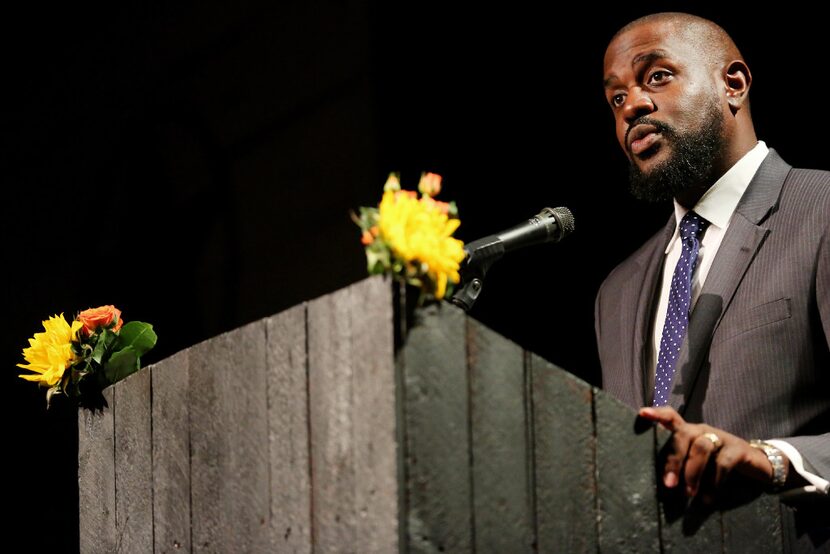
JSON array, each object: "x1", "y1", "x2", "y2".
[{"x1": 3, "y1": 2, "x2": 828, "y2": 550}]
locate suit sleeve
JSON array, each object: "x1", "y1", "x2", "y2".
[{"x1": 777, "y1": 215, "x2": 830, "y2": 483}]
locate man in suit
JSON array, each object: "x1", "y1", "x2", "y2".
[{"x1": 596, "y1": 12, "x2": 829, "y2": 503}]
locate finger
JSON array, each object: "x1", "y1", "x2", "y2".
[
  {"x1": 696, "y1": 456, "x2": 721, "y2": 506},
  {"x1": 660, "y1": 426, "x2": 702, "y2": 489},
  {"x1": 699, "y1": 438, "x2": 741, "y2": 506},
  {"x1": 711, "y1": 444, "x2": 738, "y2": 491},
  {"x1": 639, "y1": 406, "x2": 686, "y2": 432},
  {"x1": 684, "y1": 433, "x2": 721, "y2": 497},
  {"x1": 662, "y1": 429, "x2": 700, "y2": 489},
  {"x1": 663, "y1": 453, "x2": 683, "y2": 488}
]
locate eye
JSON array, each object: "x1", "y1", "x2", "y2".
[
  {"x1": 647, "y1": 70, "x2": 672, "y2": 85},
  {"x1": 610, "y1": 93, "x2": 626, "y2": 108}
]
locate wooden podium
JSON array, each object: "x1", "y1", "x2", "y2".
[{"x1": 78, "y1": 276, "x2": 824, "y2": 552}]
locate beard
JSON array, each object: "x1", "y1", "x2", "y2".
[{"x1": 627, "y1": 101, "x2": 726, "y2": 203}]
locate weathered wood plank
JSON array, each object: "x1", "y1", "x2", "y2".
[
  {"x1": 265, "y1": 304, "x2": 312, "y2": 554},
  {"x1": 779, "y1": 497, "x2": 830, "y2": 553},
  {"x1": 307, "y1": 284, "x2": 358, "y2": 551},
  {"x1": 78, "y1": 387, "x2": 116, "y2": 554},
  {"x1": 152, "y1": 349, "x2": 191, "y2": 554},
  {"x1": 399, "y1": 301, "x2": 472, "y2": 553},
  {"x1": 349, "y1": 277, "x2": 399, "y2": 553},
  {"x1": 188, "y1": 331, "x2": 223, "y2": 554},
  {"x1": 655, "y1": 425, "x2": 723, "y2": 553},
  {"x1": 114, "y1": 368, "x2": 153, "y2": 552},
  {"x1": 594, "y1": 391, "x2": 661, "y2": 553},
  {"x1": 530, "y1": 354, "x2": 598, "y2": 553},
  {"x1": 189, "y1": 321, "x2": 271, "y2": 553},
  {"x1": 722, "y1": 492, "x2": 783, "y2": 553},
  {"x1": 467, "y1": 319, "x2": 533, "y2": 552}
]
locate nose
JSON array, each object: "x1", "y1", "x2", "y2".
[{"x1": 623, "y1": 87, "x2": 655, "y2": 123}]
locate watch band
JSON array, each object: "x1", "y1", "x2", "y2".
[{"x1": 749, "y1": 440, "x2": 788, "y2": 491}]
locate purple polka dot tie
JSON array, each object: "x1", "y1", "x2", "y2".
[{"x1": 653, "y1": 211, "x2": 710, "y2": 407}]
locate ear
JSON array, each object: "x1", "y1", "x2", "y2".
[{"x1": 723, "y1": 60, "x2": 751, "y2": 114}]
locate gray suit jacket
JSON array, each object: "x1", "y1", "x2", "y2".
[{"x1": 595, "y1": 149, "x2": 830, "y2": 480}]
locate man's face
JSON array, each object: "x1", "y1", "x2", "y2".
[{"x1": 603, "y1": 22, "x2": 729, "y2": 201}]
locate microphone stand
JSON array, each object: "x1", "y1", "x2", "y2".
[
  {"x1": 449, "y1": 271, "x2": 484, "y2": 312},
  {"x1": 449, "y1": 236, "x2": 505, "y2": 312}
]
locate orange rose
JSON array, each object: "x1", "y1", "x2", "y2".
[
  {"x1": 77, "y1": 305, "x2": 123, "y2": 336},
  {"x1": 418, "y1": 172, "x2": 442, "y2": 197}
]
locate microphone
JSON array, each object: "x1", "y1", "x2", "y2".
[
  {"x1": 463, "y1": 206, "x2": 575, "y2": 268},
  {"x1": 450, "y1": 206, "x2": 574, "y2": 311}
]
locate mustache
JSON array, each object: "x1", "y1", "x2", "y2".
[{"x1": 625, "y1": 117, "x2": 676, "y2": 154}]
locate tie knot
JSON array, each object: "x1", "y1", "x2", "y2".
[{"x1": 679, "y1": 211, "x2": 709, "y2": 242}]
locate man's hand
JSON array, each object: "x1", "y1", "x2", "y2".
[{"x1": 638, "y1": 406, "x2": 784, "y2": 503}]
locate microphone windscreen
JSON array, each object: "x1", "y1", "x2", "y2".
[{"x1": 541, "y1": 206, "x2": 575, "y2": 240}]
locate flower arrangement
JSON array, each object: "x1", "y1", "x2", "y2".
[
  {"x1": 17, "y1": 305, "x2": 157, "y2": 407},
  {"x1": 353, "y1": 172, "x2": 465, "y2": 302}
]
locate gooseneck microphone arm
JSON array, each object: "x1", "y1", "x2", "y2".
[{"x1": 450, "y1": 206, "x2": 574, "y2": 312}]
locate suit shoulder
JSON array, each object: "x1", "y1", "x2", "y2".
[
  {"x1": 782, "y1": 167, "x2": 830, "y2": 215},
  {"x1": 786, "y1": 167, "x2": 830, "y2": 193}
]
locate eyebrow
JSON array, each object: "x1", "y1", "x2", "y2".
[
  {"x1": 603, "y1": 49, "x2": 671, "y2": 88},
  {"x1": 632, "y1": 49, "x2": 670, "y2": 67}
]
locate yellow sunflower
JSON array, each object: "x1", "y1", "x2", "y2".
[
  {"x1": 17, "y1": 314, "x2": 83, "y2": 387},
  {"x1": 378, "y1": 189, "x2": 465, "y2": 299}
]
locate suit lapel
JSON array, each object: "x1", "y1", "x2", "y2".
[{"x1": 668, "y1": 150, "x2": 792, "y2": 414}]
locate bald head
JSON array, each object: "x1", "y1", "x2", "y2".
[{"x1": 612, "y1": 13, "x2": 744, "y2": 74}]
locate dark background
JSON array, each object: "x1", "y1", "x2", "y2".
[{"x1": 3, "y1": 2, "x2": 828, "y2": 550}]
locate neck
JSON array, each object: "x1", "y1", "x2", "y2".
[{"x1": 674, "y1": 185, "x2": 710, "y2": 209}]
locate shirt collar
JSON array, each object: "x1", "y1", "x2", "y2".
[{"x1": 665, "y1": 141, "x2": 769, "y2": 254}]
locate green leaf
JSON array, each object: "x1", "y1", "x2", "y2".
[
  {"x1": 366, "y1": 247, "x2": 390, "y2": 274},
  {"x1": 91, "y1": 331, "x2": 109, "y2": 364},
  {"x1": 358, "y1": 207, "x2": 379, "y2": 227},
  {"x1": 115, "y1": 321, "x2": 157, "y2": 358},
  {"x1": 447, "y1": 201, "x2": 458, "y2": 218},
  {"x1": 103, "y1": 346, "x2": 140, "y2": 385}
]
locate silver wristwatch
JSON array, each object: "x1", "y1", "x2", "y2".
[{"x1": 749, "y1": 440, "x2": 788, "y2": 491}]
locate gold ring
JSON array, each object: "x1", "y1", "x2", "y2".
[{"x1": 702, "y1": 432, "x2": 723, "y2": 450}]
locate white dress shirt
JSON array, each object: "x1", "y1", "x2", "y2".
[{"x1": 650, "y1": 141, "x2": 829, "y2": 493}]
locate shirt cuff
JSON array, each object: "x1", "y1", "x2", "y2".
[{"x1": 767, "y1": 439, "x2": 830, "y2": 494}]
